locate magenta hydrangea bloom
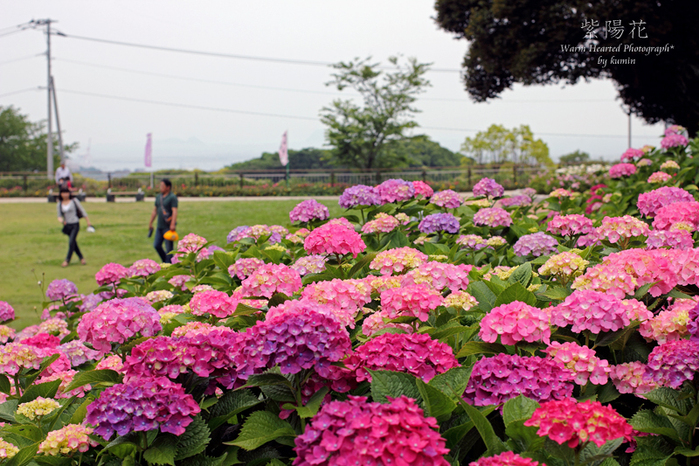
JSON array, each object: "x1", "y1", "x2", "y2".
[
  {"x1": 86, "y1": 376, "x2": 200, "y2": 439},
  {"x1": 128, "y1": 259, "x2": 161, "y2": 278},
  {"x1": 645, "y1": 339, "x2": 699, "y2": 389},
  {"x1": 551, "y1": 290, "x2": 651, "y2": 334},
  {"x1": 621, "y1": 147, "x2": 644, "y2": 161},
  {"x1": 267, "y1": 298, "x2": 355, "y2": 329},
  {"x1": 0, "y1": 302, "x2": 15, "y2": 323},
  {"x1": 376, "y1": 178, "x2": 415, "y2": 204},
  {"x1": 189, "y1": 290, "x2": 239, "y2": 318},
  {"x1": 430, "y1": 189, "x2": 463, "y2": 209},
  {"x1": 513, "y1": 232, "x2": 558, "y2": 257},
  {"x1": 463, "y1": 353, "x2": 574, "y2": 406},
  {"x1": 400, "y1": 262, "x2": 471, "y2": 292},
  {"x1": 653, "y1": 201, "x2": 699, "y2": 231},
  {"x1": 413, "y1": 180, "x2": 434, "y2": 198},
  {"x1": 293, "y1": 395, "x2": 449, "y2": 466},
  {"x1": 361, "y1": 311, "x2": 413, "y2": 337},
  {"x1": 499, "y1": 195, "x2": 532, "y2": 208},
  {"x1": 95, "y1": 263, "x2": 129, "y2": 286},
  {"x1": 610, "y1": 362, "x2": 657, "y2": 395},
  {"x1": 544, "y1": 341, "x2": 610, "y2": 385},
  {"x1": 77, "y1": 298, "x2": 162, "y2": 354},
  {"x1": 480, "y1": 301, "x2": 551, "y2": 345},
  {"x1": 240, "y1": 262, "x2": 302, "y2": 298},
  {"x1": 289, "y1": 199, "x2": 330, "y2": 223},
  {"x1": 471, "y1": 452, "x2": 543, "y2": 466},
  {"x1": 233, "y1": 308, "x2": 351, "y2": 378},
  {"x1": 338, "y1": 184, "x2": 381, "y2": 208},
  {"x1": 688, "y1": 302, "x2": 699, "y2": 341},
  {"x1": 301, "y1": 279, "x2": 372, "y2": 320},
  {"x1": 227, "y1": 257, "x2": 265, "y2": 280},
  {"x1": 637, "y1": 187, "x2": 694, "y2": 217},
  {"x1": 661, "y1": 133, "x2": 689, "y2": 149},
  {"x1": 45, "y1": 279, "x2": 78, "y2": 302},
  {"x1": 418, "y1": 213, "x2": 461, "y2": 234},
  {"x1": 546, "y1": 214, "x2": 595, "y2": 236},
  {"x1": 473, "y1": 207, "x2": 513, "y2": 228},
  {"x1": 304, "y1": 222, "x2": 366, "y2": 258},
  {"x1": 473, "y1": 177, "x2": 505, "y2": 198},
  {"x1": 380, "y1": 283, "x2": 444, "y2": 322},
  {"x1": 609, "y1": 163, "x2": 637, "y2": 179},
  {"x1": 345, "y1": 333, "x2": 459, "y2": 383},
  {"x1": 646, "y1": 229, "x2": 694, "y2": 250}
]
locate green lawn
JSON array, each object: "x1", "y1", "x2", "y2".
[{"x1": 0, "y1": 199, "x2": 347, "y2": 328}]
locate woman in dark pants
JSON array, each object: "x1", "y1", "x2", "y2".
[{"x1": 56, "y1": 186, "x2": 93, "y2": 267}]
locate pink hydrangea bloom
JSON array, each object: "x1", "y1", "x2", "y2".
[
  {"x1": 96, "y1": 355, "x2": 124, "y2": 373},
  {"x1": 189, "y1": 290, "x2": 239, "y2": 318},
  {"x1": 648, "y1": 171, "x2": 672, "y2": 183},
  {"x1": 290, "y1": 255, "x2": 327, "y2": 276},
  {"x1": 0, "y1": 326, "x2": 15, "y2": 344},
  {"x1": 596, "y1": 215, "x2": 650, "y2": 244},
  {"x1": 637, "y1": 187, "x2": 694, "y2": 217},
  {"x1": 513, "y1": 232, "x2": 558, "y2": 257},
  {"x1": 524, "y1": 399, "x2": 634, "y2": 448},
  {"x1": 430, "y1": 189, "x2": 463, "y2": 209},
  {"x1": 177, "y1": 233, "x2": 207, "y2": 254},
  {"x1": 380, "y1": 283, "x2": 443, "y2": 321},
  {"x1": 167, "y1": 275, "x2": 191, "y2": 291},
  {"x1": 400, "y1": 262, "x2": 471, "y2": 292},
  {"x1": 609, "y1": 163, "x2": 637, "y2": 179},
  {"x1": 77, "y1": 298, "x2": 162, "y2": 354},
  {"x1": 267, "y1": 298, "x2": 357, "y2": 329},
  {"x1": 457, "y1": 234, "x2": 487, "y2": 250},
  {"x1": 21, "y1": 333, "x2": 60, "y2": 349},
  {"x1": 376, "y1": 179, "x2": 415, "y2": 204},
  {"x1": 0, "y1": 343, "x2": 50, "y2": 376},
  {"x1": 58, "y1": 340, "x2": 100, "y2": 367},
  {"x1": 370, "y1": 247, "x2": 427, "y2": 275},
  {"x1": 665, "y1": 125, "x2": 685, "y2": 136},
  {"x1": 480, "y1": 301, "x2": 551, "y2": 345},
  {"x1": 240, "y1": 263, "x2": 302, "y2": 298},
  {"x1": 610, "y1": 362, "x2": 657, "y2": 395},
  {"x1": 289, "y1": 199, "x2": 330, "y2": 223},
  {"x1": 640, "y1": 302, "x2": 692, "y2": 343},
  {"x1": 45, "y1": 279, "x2": 78, "y2": 301},
  {"x1": 645, "y1": 339, "x2": 699, "y2": 389},
  {"x1": 95, "y1": 263, "x2": 129, "y2": 286},
  {"x1": 544, "y1": 341, "x2": 610, "y2": 385},
  {"x1": 346, "y1": 333, "x2": 458, "y2": 383},
  {"x1": 413, "y1": 180, "x2": 434, "y2": 198},
  {"x1": 36, "y1": 369, "x2": 91, "y2": 399},
  {"x1": 473, "y1": 207, "x2": 513, "y2": 228},
  {"x1": 463, "y1": 353, "x2": 574, "y2": 406},
  {"x1": 473, "y1": 177, "x2": 505, "y2": 198},
  {"x1": 361, "y1": 311, "x2": 413, "y2": 337},
  {"x1": 653, "y1": 202, "x2": 699, "y2": 231},
  {"x1": 471, "y1": 452, "x2": 543, "y2": 466},
  {"x1": 38, "y1": 424, "x2": 98, "y2": 456},
  {"x1": 621, "y1": 148, "x2": 644, "y2": 161},
  {"x1": 551, "y1": 290, "x2": 651, "y2": 334},
  {"x1": 546, "y1": 214, "x2": 595, "y2": 236},
  {"x1": 637, "y1": 158, "x2": 652, "y2": 166},
  {"x1": 549, "y1": 188, "x2": 576, "y2": 198},
  {"x1": 646, "y1": 229, "x2": 694, "y2": 250},
  {"x1": 128, "y1": 259, "x2": 161, "y2": 277},
  {"x1": 227, "y1": 257, "x2": 265, "y2": 280},
  {"x1": 304, "y1": 222, "x2": 366, "y2": 258},
  {"x1": 361, "y1": 213, "x2": 400, "y2": 234},
  {"x1": 301, "y1": 279, "x2": 372, "y2": 316},
  {"x1": 661, "y1": 133, "x2": 689, "y2": 149},
  {"x1": 0, "y1": 302, "x2": 14, "y2": 323},
  {"x1": 499, "y1": 195, "x2": 532, "y2": 208},
  {"x1": 293, "y1": 395, "x2": 449, "y2": 466}
]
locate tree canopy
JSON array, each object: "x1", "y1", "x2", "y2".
[
  {"x1": 434, "y1": 0, "x2": 699, "y2": 135},
  {"x1": 223, "y1": 148, "x2": 339, "y2": 171},
  {"x1": 559, "y1": 150, "x2": 590, "y2": 165},
  {"x1": 320, "y1": 56, "x2": 431, "y2": 170},
  {"x1": 460, "y1": 124, "x2": 553, "y2": 167}
]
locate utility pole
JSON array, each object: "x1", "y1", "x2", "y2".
[
  {"x1": 51, "y1": 77, "x2": 65, "y2": 162},
  {"x1": 31, "y1": 19, "x2": 56, "y2": 180},
  {"x1": 628, "y1": 112, "x2": 632, "y2": 149}
]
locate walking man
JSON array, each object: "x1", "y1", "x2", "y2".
[
  {"x1": 148, "y1": 178, "x2": 178, "y2": 263},
  {"x1": 54, "y1": 161, "x2": 72, "y2": 189}
]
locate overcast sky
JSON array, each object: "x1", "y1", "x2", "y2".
[{"x1": 0, "y1": 0, "x2": 667, "y2": 171}]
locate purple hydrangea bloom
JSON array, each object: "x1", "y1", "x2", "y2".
[
  {"x1": 499, "y1": 195, "x2": 532, "y2": 208},
  {"x1": 513, "y1": 232, "x2": 559, "y2": 257},
  {"x1": 473, "y1": 177, "x2": 505, "y2": 198},
  {"x1": 227, "y1": 226, "x2": 249, "y2": 243},
  {"x1": 338, "y1": 185, "x2": 380, "y2": 209},
  {"x1": 79, "y1": 294, "x2": 103, "y2": 312},
  {"x1": 289, "y1": 199, "x2": 330, "y2": 223},
  {"x1": 58, "y1": 340, "x2": 101, "y2": 366},
  {"x1": 376, "y1": 179, "x2": 415, "y2": 204},
  {"x1": 46, "y1": 279, "x2": 79, "y2": 302},
  {"x1": 418, "y1": 213, "x2": 461, "y2": 234},
  {"x1": 687, "y1": 303, "x2": 699, "y2": 342},
  {"x1": 645, "y1": 339, "x2": 699, "y2": 389}
]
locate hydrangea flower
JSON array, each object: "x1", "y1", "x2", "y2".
[
  {"x1": 524, "y1": 399, "x2": 634, "y2": 448},
  {"x1": 546, "y1": 214, "x2": 595, "y2": 236},
  {"x1": 304, "y1": 222, "x2": 366, "y2": 258},
  {"x1": 645, "y1": 339, "x2": 699, "y2": 389},
  {"x1": 463, "y1": 353, "x2": 574, "y2": 406},
  {"x1": 363, "y1": 275, "x2": 402, "y2": 293},
  {"x1": 46, "y1": 279, "x2": 78, "y2": 301},
  {"x1": 499, "y1": 195, "x2": 532, "y2": 208},
  {"x1": 596, "y1": 215, "x2": 650, "y2": 244},
  {"x1": 86, "y1": 376, "x2": 201, "y2": 439},
  {"x1": 661, "y1": 133, "x2": 689, "y2": 148},
  {"x1": 610, "y1": 362, "x2": 657, "y2": 395},
  {"x1": 301, "y1": 279, "x2": 372, "y2": 317},
  {"x1": 338, "y1": 184, "x2": 381, "y2": 208},
  {"x1": 290, "y1": 255, "x2": 326, "y2": 276},
  {"x1": 189, "y1": 290, "x2": 239, "y2": 318},
  {"x1": 621, "y1": 147, "x2": 644, "y2": 161},
  {"x1": 380, "y1": 283, "x2": 443, "y2": 321},
  {"x1": 549, "y1": 188, "x2": 576, "y2": 198},
  {"x1": 609, "y1": 163, "x2": 637, "y2": 178},
  {"x1": 473, "y1": 177, "x2": 504, "y2": 198},
  {"x1": 177, "y1": 233, "x2": 207, "y2": 254},
  {"x1": 0, "y1": 343, "x2": 52, "y2": 376},
  {"x1": 128, "y1": 259, "x2": 161, "y2": 277},
  {"x1": 400, "y1": 262, "x2": 471, "y2": 292},
  {"x1": 361, "y1": 213, "x2": 400, "y2": 234},
  {"x1": 419, "y1": 213, "x2": 461, "y2": 234},
  {"x1": 0, "y1": 439, "x2": 18, "y2": 459},
  {"x1": 648, "y1": 171, "x2": 672, "y2": 183},
  {"x1": 661, "y1": 160, "x2": 681, "y2": 170},
  {"x1": 0, "y1": 302, "x2": 15, "y2": 323},
  {"x1": 653, "y1": 201, "x2": 699, "y2": 231},
  {"x1": 345, "y1": 333, "x2": 459, "y2": 382},
  {"x1": 58, "y1": 340, "x2": 100, "y2": 367},
  {"x1": 228, "y1": 257, "x2": 265, "y2": 280},
  {"x1": 457, "y1": 234, "x2": 487, "y2": 250},
  {"x1": 470, "y1": 452, "x2": 543, "y2": 466},
  {"x1": 77, "y1": 298, "x2": 162, "y2": 354},
  {"x1": 637, "y1": 187, "x2": 694, "y2": 217},
  {"x1": 293, "y1": 395, "x2": 449, "y2": 466},
  {"x1": 443, "y1": 291, "x2": 478, "y2": 311},
  {"x1": 513, "y1": 232, "x2": 558, "y2": 257},
  {"x1": 38, "y1": 424, "x2": 97, "y2": 456},
  {"x1": 95, "y1": 263, "x2": 129, "y2": 286},
  {"x1": 646, "y1": 229, "x2": 694, "y2": 250},
  {"x1": 95, "y1": 355, "x2": 124, "y2": 372},
  {"x1": 430, "y1": 189, "x2": 463, "y2": 209},
  {"x1": 240, "y1": 263, "x2": 302, "y2": 298},
  {"x1": 0, "y1": 326, "x2": 15, "y2": 344},
  {"x1": 487, "y1": 236, "x2": 507, "y2": 247},
  {"x1": 289, "y1": 199, "x2": 330, "y2": 223},
  {"x1": 473, "y1": 207, "x2": 513, "y2": 228},
  {"x1": 227, "y1": 225, "x2": 283, "y2": 244},
  {"x1": 361, "y1": 311, "x2": 413, "y2": 337},
  {"x1": 376, "y1": 179, "x2": 415, "y2": 204},
  {"x1": 539, "y1": 251, "x2": 589, "y2": 278},
  {"x1": 551, "y1": 290, "x2": 651, "y2": 334},
  {"x1": 637, "y1": 158, "x2": 653, "y2": 167},
  {"x1": 145, "y1": 290, "x2": 173, "y2": 304},
  {"x1": 168, "y1": 275, "x2": 190, "y2": 291},
  {"x1": 665, "y1": 124, "x2": 685, "y2": 136},
  {"x1": 544, "y1": 341, "x2": 610, "y2": 385},
  {"x1": 370, "y1": 247, "x2": 427, "y2": 275},
  {"x1": 36, "y1": 369, "x2": 91, "y2": 399},
  {"x1": 16, "y1": 397, "x2": 60, "y2": 420},
  {"x1": 480, "y1": 301, "x2": 551, "y2": 345},
  {"x1": 413, "y1": 180, "x2": 434, "y2": 198}
]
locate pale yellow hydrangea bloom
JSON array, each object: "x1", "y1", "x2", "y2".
[
  {"x1": 16, "y1": 397, "x2": 60, "y2": 420},
  {"x1": 443, "y1": 291, "x2": 478, "y2": 311},
  {"x1": 0, "y1": 439, "x2": 18, "y2": 459}
]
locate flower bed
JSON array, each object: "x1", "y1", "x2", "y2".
[{"x1": 0, "y1": 127, "x2": 698, "y2": 465}]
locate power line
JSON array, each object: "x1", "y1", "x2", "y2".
[
  {"x1": 0, "y1": 53, "x2": 41, "y2": 66},
  {"x1": 0, "y1": 29, "x2": 26, "y2": 39},
  {"x1": 421, "y1": 125, "x2": 660, "y2": 139},
  {"x1": 0, "y1": 87, "x2": 41, "y2": 98}
]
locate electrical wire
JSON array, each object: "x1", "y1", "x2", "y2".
[
  {"x1": 0, "y1": 54, "x2": 42, "y2": 66},
  {"x1": 0, "y1": 87, "x2": 41, "y2": 98}
]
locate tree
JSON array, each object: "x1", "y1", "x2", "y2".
[
  {"x1": 460, "y1": 124, "x2": 553, "y2": 167},
  {"x1": 222, "y1": 148, "x2": 341, "y2": 171},
  {"x1": 0, "y1": 106, "x2": 76, "y2": 172},
  {"x1": 320, "y1": 56, "x2": 431, "y2": 170},
  {"x1": 389, "y1": 136, "x2": 462, "y2": 168},
  {"x1": 434, "y1": 0, "x2": 699, "y2": 135},
  {"x1": 559, "y1": 150, "x2": 590, "y2": 165}
]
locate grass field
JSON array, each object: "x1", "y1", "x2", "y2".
[{"x1": 0, "y1": 198, "x2": 347, "y2": 328}]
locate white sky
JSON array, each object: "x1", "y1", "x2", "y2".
[{"x1": 0, "y1": 0, "x2": 666, "y2": 171}]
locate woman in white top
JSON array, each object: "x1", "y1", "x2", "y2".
[{"x1": 56, "y1": 186, "x2": 93, "y2": 267}]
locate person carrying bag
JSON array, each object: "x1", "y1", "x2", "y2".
[{"x1": 56, "y1": 186, "x2": 93, "y2": 267}]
